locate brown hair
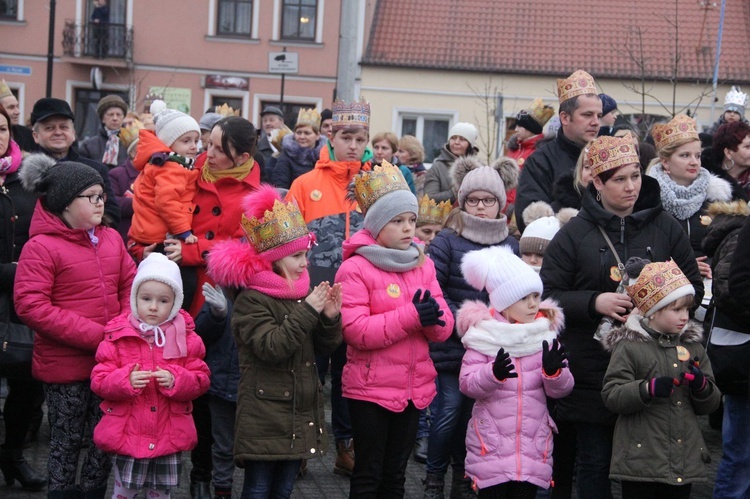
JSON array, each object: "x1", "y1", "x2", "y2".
[
  {"x1": 398, "y1": 135, "x2": 425, "y2": 164},
  {"x1": 0, "y1": 104, "x2": 12, "y2": 141},
  {"x1": 371, "y1": 131, "x2": 398, "y2": 155}
]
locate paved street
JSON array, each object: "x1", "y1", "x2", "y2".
[{"x1": 1, "y1": 380, "x2": 722, "y2": 498}]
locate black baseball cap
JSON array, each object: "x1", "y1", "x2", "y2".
[{"x1": 30, "y1": 98, "x2": 76, "y2": 126}]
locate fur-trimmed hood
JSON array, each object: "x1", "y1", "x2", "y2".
[
  {"x1": 706, "y1": 173, "x2": 734, "y2": 203},
  {"x1": 598, "y1": 314, "x2": 703, "y2": 352},
  {"x1": 702, "y1": 200, "x2": 750, "y2": 257},
  {"x1": 457, "y1": 299, "x2": 563, "y2": 358},
  {"x1": 450, "y1": 156, "x2": 519, "y2": 195}
]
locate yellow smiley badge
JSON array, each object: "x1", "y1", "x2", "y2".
[
  {"x1": 310, "y1": 190, "x2": 322, "y2": 201},
  {"x1": 676, "y1": 345, "x2": 691, "y2": 362},
  {"x1": 386, "y1": 283, "x2": 401, "y2": 298},
  {"x1": 609, "y1": 266, "x2": 622, "y2": 282},
  {"x1": 517, "y1": 157, "x2": 525, "y2": 166}
]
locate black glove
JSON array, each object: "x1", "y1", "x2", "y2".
[
  {"x1": 492, "y1": 348, "x2": 518, "y2": 381},
  {"x1": 412, "y1": 289, "x2": 446, "y2": 327},
  {"x1": 648, "y1": 376, "x2": 678, "y2": 398},
  {"x1": 542, "y1": 339, "x2": 568, "y2": 376},
  {"x1": 680, "y1": 357, "x2": 707, "y2": 392}
]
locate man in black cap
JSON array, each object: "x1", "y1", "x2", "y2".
[
  {"x1": 257, "y1": 105, "x2": 285, "y2": 166},
  {"x1": 30, "y1": 97, "x2": 120, "y2": 225}
]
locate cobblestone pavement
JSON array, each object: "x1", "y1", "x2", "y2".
[{"x1": 1, "y1": 382, "x2": 722, "y2": 498}]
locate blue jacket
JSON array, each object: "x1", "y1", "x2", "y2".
[
  {"x1": 195, "y1": 301, "x2": 239, "y2": 402},
  {"x1": 427, "y1": 228, "x2": 518, "y2": 372}
]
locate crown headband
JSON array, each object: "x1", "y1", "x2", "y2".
[
  {"x1": 527, "y1": 98, "x2": 555, "y2": 126},
  {"x1": 351, "y1": 160, "x2": 410, "y2": 213},
  {"x1": 557, "y1": 70, "x2": 597, "y2": 104},
  {"x1": 651, "y1": 114, "x2": 699, "y2": 151},
  {"x1": 587, "y1": 135, "x2": 639, "y2": 177},
  {"x1": 296, "y1": 108, "x2": 321, "y2": 130},
  {"x1": 626, "y1": 260, "x2": 692, "y2": 315},
  {"x1": 332, "y1": 98, "x2": 370, "y2": 131},
  {"x1": 240, "y1": 199, "x2": 310, "y2": 254},
  {"x1": 418, "y1": 195, "x2": 452, "y2": 226}
]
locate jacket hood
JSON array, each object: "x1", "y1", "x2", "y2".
[
  {"x1": 315, "y1": 145, "x2": 371, "y2": 186},
  {"x1": 133, "y1": 129, "x2": 172, "y2": 172},
  {"x1": 706, "y1": 173, "x2": 734, "y2": 203},
  {"x1": 702, "y1": 200, "x2": 750, "y2": 257},
  {"x1": 579, "y1": 175, "x2": 662, "y2": 229},
  {"x1": 342, "y1": 229, "x2": 377, "y2": 260},
  {"x1": 104, "y1": 309, "x2": 195, "y2": 341},
  {"x1": 281, "y1": 133, "x2": 324, "y2": 164},
  {"x1": 599, "y1": 314, "x2": 703, "y2": 352}
]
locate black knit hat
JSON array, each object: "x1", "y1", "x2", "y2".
[
  {"x1": 19, "y1": 154, "x2": 104, "y2": 214},
  {"x1": 516, "y1": 111, "x2": 543, "y2": 135}
]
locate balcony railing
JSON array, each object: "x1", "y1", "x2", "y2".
[{"x1": 62, "y1": 20, "x2": 133, "y2": 62}]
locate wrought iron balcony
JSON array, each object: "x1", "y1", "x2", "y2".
[{"x1": 62, "y1": 20, "x2": 133, "y2": 62}]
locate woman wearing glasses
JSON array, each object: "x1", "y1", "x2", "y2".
[
  {"x1": 14, "y1": 153, "x2": 136, "y2": 498},
  {"x1": 421, "y1": 157, "x2": 519, "y2": 498}
]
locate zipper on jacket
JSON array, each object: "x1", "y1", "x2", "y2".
[
  {"x1": 472, "y1": 420, "x2": 488, "y2": 456},
  {"x1": 515, "y1": 357, "x2": 523, "y2": 480},
  {"x1": 620, "y1": 218, "x2": 625, "y2": 245},
  {"x1": 646, "y1": 246, "x2": 653, "y2": 260}
]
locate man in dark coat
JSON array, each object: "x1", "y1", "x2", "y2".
[
  {"x1": 516, "y1": 70, "x2": 602, "y2": 231},
  {"x1": 78, "y1": 94, "x2": 129, "y2": 168},
  {"x1": 30, "y1": 98, "x2": 120, "y2": 226}
]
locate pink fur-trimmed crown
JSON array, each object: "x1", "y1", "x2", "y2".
[
  {"x1": 206, "y1": 238, "x2": 271, "y2": 289},
  {"x1": 456, "y1": 298, "x2": 564, "y2": 337}
]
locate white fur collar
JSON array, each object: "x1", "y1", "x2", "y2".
[
  {"x1": 461, "y1": 317, "x2": 558, "y2": 358},
  {"x1": 707, "y1": 174, "x2": 733, "y2": 203}
]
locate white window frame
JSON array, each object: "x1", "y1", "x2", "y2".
[
  {"x1": 394, "y1": 108, "x2": 458, "y2": 164},
  {"x1": 0, "y1": 0, "x2": 23, "y2": 21},
  {"x1": 272, "y1": 0, "x2": 324, "y2": 44},
  {"x1": 252, "y1": 93, "x2": 322, "y2": 125},
  {"x1": 204, "y1": 89, "x2": 250, "y2": 119},
  {"x1": 208, "y1": 0, "x2": 259, "y2": 38}
]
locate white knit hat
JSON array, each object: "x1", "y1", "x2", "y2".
[
  {"x1": 131, "y1": 253, "x2": 184, "y2": 322},
  {"x1": 150, "y1": 100, "x2": 201, "y2": 147},
  {"x1": 520, "y1": 216, "x2": 560, "y2": 255},
  {"x1": 448, "y1": 122, "x2": 479, "y2": 149},
  {"x1": 461, "y1": 246, "x2": 543, "y2": 313}
]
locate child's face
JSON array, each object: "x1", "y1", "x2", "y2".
[
  {"x1": 328, "y1": 128, "x2": 368, "y2": 162},
  {"x1": 376, "y1": 212, "x2": 416, "y2": 250},
  {"x1": 464, "y1": 190, "x2": 500, "y2": 219},
  {"x1": 649, "y1": 302, "x2": 690, "y2": 335},
  {"x1": 294, "y1": 125, "x2": 319, "y2": 149},
  {"x1": 61, "y1": 184, "x2": 105, "y2": 230},
  {"x1": 274, "y1": 250, "x2": 308, "y2": 281},
  {"x1": 415, "y1": 223, "x2": 442, "y2": 247},
  {"x1": 503, "y1": 292, "x2": 540, "y2": 324},
  {"x1": 136, "y1": 280, "x2": 175, "y2": 325},
  {"x1": 521, "y1": 252, "x2": 544, "y2": 268},
  {"x1": 171, "y1": 131, "x2": 200, "y2": 158}
]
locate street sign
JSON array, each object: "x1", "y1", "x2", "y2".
[
  {"x1": 0, "y1": 65, "x2": 32, "y2": 76},
  {"x1": 268, "y1": 52, "x2": 299, "y2": 74}
]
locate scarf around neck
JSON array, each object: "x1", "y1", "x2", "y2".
[
  {"x1": 355, "y1": 242, "x2": 423, "y2": 272},
  {"x1": 202, "y1": 155, "x2": 254, "y2": 183},
  {"x1": 128, "y1": 312, "x2": 188, "y2": 359},
  {"x1": 248, "y1": 269, "x2": 311, "y2": 300},
  {"x1": 0, "y1": 139, "x2": 22, "y2": 183},
  {"x1": 649, "y1": 163, "x2": 709, "y2": 220},
  {"x1": 448, "y1": 211, "x2": 509, "y2": 245}
]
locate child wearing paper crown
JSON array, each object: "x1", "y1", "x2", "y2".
[
  {"x1": 90, "y1": 252, "x2": 210, "y2": 499},
  {"x1": 600, "y1": 258, "x2": 720, "y2": 499},
  {"x1": 457, "y1": 245, "x2": 574, "y2": 498},
  {"x1": 334, "y1": 162, "x2": 453, "y2": 498},
  {"x1": 206, "y1": 184, "x2": 342, "y2": 499},
  {"x1": 128, "y1": 100, "x2": 202, "y2": 259}
]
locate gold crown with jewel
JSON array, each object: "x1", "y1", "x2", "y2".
[
  {"x1": 528, "y1": 98, "x2": 556, "y2": 127},
  {"x1": 626, "y1": 260, "x2": 693, "y2": 315},
  {"x1": 557, "y1": 70, "x2": 597, "y2": 104},
  {"x1": 587, "y1": 135, "x2": 639, "y2": 177},
  {"x1": 0, "y1": 80, "x2": 12, "y2": 100},
  {"x1": 418, "y1": 195, "x2": 452, "y2": 226},
  {"x1": 351, "y1": 160, "x2": 409, "y2": 213},
  {"x1": 296, "y1": 107, "x2": 321, "y2": 130},
  {"x1": 651, "y1": 114, "x2": 699, "y2": 151},
  {"x1": 215, "y1": 103, "x2": 240, "y2": 117},
  {"x1": 332, "y1": 98, "x2": 370, "y2": 131},
  {"x1": 240, "y1": 200, "x2": 309, "y2": 253}
]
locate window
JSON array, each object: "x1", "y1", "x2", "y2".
[
  {"x1": 217, "y1": 0, "x2": 253, "y2": 36},
  {"x1": 260, "y1": 100, "x2": 316, "y2": 129},
  {"x1": 211, "y1": 95, "x2": 244, "y2": 114},
  {"x1": 281, "y1": 0, "x2": 316, "y2": 40},
  {"x1": 400, "y1": 114, "x2": 452, "y2": 164},
  {"x1": 74, "y1": 88, "x2": 128, "y2": 140},
  {"x1": 0, "y1": 0, "x2": 18, "y2": 19}
]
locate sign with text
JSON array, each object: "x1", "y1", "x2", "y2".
[{"x1": 268, "y1": 52, "x2": 299, "y2": 74}]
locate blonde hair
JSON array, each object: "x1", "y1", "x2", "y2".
[
  {"x1": 371, "y1": 131, "x2": 398, "y2": 154},
  {"x1": 574, "y1": 139, "x2": 596, "y2": 194},
  {"x1": 398, "y1": 135, "x2": 425, "y2": 164},
  {"x1": 656, "y1": 137, "x2": 701, "y2": 161}
]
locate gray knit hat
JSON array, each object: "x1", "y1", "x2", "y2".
[
  {"x1": 452, "y1": 157, "x2": 519, "y2": 212},
  {"x1": 150, "y1": 100, "x2": 201, "y2": 147},
  {"x1": 364, "y1": 190, "x2": 419, "y2": 237},
  {"x1": 19, "y1": 153, "x2": 104, "y2": 214},
  {"x1": 96, "y1": 94, "x2": 128, "y2": 120},
  {"x1": 199, "y1": 112, "x2": 223, "y2": 131}
]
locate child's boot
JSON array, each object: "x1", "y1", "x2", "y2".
[
  {"x1": 333, "y1": 438, "x2": 354, "y2": 476},
  {"x1": 422, "y1": 472, "x2": 445, "y2": 499},
  {"x1": 449, "y1": 472, "x2": 476, "y2": 499}
]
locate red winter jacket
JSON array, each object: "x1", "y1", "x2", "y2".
[
  {"x1": 91, "y1": 310, "x2": 210, "y2": 459},
  {"x1": 14, "y1": 201, "x2": 136, "y2": 383},
  {"x1": 335, "y1": 230, "x2": 453, "y2": 412}
]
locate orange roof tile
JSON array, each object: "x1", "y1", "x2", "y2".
[{"x1": 363, "y1": 0, "x2": 750, "y2": 83}]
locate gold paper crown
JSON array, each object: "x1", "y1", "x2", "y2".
[
  {"x1": 418, "y1": 195, "x2": 452, "y2": 226},
  {"x1": 587, "y1": 135, "x2": 639, "y2": 177},
  {"x1": 240, "y1": 200, "x2": 309, "y2": 254},
  {"x1": 270, "y1": 125, "x2": 293, "y2": 151},
  {"x1": 626, "y1": 260, "x2": 692, "y2": 315},
  {"x1": 528, "y1": 98, "x2": 556, "y2": 127},
  {"x1": 352, "y1": 160, "x2": 409, "y2": 213},
  {"x1": 0, "y1": 80, "x2": 12, "y2": 100},
  {"x1": 651, "y1": 114, "x2": 699, "y2": 151},
  {"x1": 296, "y1": 107, "x2": 321, "y2": 130},
  {"x1": 332, "y1": 98, "x2": 370, "y2": 131},
  {"x1": 214, "y1": 103, "x2": 240, "y2": 117},
  {"x1": 119, "y1": 119, "x2": 144, "y2": 147},
  {"x1": 557, "y1": 70, "x2": 597, "y2": 104}
]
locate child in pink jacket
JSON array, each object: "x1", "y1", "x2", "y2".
[
  {"x1": 91, "y1": 253, "x2": 210, "y2": 498},
  {"x1": 334, "y1": 162, "x2": 454, "y2": 498},
  {"x1": 458, "y1": 246, "x2": 574, "y2": 498}
]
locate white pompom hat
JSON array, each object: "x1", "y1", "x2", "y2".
[
  {"x1": 150, "y1": 100, "x2": 201, "y2": 147},
  {"x1": 131, "y1": 253, "x2": 184, "y2": 322}
]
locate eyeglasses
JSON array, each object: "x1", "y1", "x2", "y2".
[
  {"x1": 76, "y1": 193, "x2": 107, "y2": 204},
  {"x1": 464, "y1": 197, "x2": 497, "y2": 207}
]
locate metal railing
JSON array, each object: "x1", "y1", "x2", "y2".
[{"x1": 62, "y1": 20, "x2": 133, "y2": 61}]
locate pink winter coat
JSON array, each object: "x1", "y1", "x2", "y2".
[
  {"x1": 458, "y1": 300, "x2": 574, "y2": 490},
  {"x1": 90, "y1": 310, "x2": 210, "y2": 459},
  {"x1": 14, "y1": 201, "x2": 136, "y2": 383},
  {"x1": 335, "y1": 229, "x2": 453, "y2": 412}
]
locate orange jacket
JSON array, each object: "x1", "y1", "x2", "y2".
[{"x1": 129, "y1": 130, "x2": 199, "y2": 244}]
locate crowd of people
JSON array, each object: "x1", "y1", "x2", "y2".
[{"x1": 0, "y1": 68, "x2": 749, "y2": 499}]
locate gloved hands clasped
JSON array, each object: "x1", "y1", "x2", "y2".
[{"x1": 412, "y1": 289, "x2": 446, "y2": 327}]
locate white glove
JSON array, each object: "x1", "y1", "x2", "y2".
[{"x1": 202, "y1": 283, "x2": 227, "y2": 319}]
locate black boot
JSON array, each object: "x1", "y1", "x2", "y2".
[
  {"x1": 191, "y1": 480, "x2": 212, "y2": 499},
  {"x1": 81, "y1": 485, "x2": 107, "y2": 498},
  {"x1": 449, "y1": 471, "x2": 477, "y2": 499},
  {"x1": 422, "y1": 472, "x2": 445, "y2": 499},
  {"x1": 0, "y1": 447, "x2": 46, "y2": 491}
]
